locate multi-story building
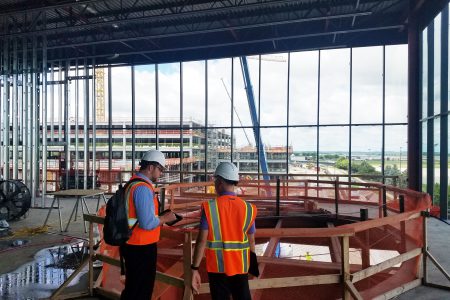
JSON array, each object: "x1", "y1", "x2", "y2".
[{"x1": 22, "y1": 119, "x2": 290, "y2": 191}]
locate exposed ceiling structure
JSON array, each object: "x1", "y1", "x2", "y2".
[{"x1": 0, "y1": 0, "x2": 446, "y2": 65}]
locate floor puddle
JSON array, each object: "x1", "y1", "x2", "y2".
[{"x1": 0, "y1": 240, "x2": 88, "y2": 299}]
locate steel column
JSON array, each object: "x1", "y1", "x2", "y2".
[
  {"x1": 23, "y1": 37, "x2": 29, "y2": 186},
  {"x1": 3, "y1": 38, "x2": 9, "y2": 180},
  {"x1": 382, "y1": 46, "x2": 386, "y2": 184},
  {"x1": 84, "y1": 59, "x2": 89, "y2": 189},
  {"x1": 131, "y1": 65, "x2": 135, "y2": 171},
  {"x1": 12, "y1": 38, "x2": 18, "y2": 179},
  {"x1": 408, "y1": 3, "x2": 422, "y2": 191},
  {"x1": 50, "y1": 62, "x2": 54, "y2": 141},
  {"x1": 32, "y1": 36, "x2": 39, "y2": 205},
  {"x1": 317, "y1": 50, "x2": 321, "y2": 181},
  {"x1": 205, "y1": 60, "x2": 208, "y2": 178},
  {"x1": 426, "y1": 23, "x2": 434, "y2": 197},
  {"x1": 64, "y1": 60, "x2": 70, "y2": 190},
  {"x1": 349, "y1": 48, "x2": 353, "y2": 182},
  {"x1": 440, "y1": 6, "x2": 448, "y2": 220},
  {"x1": 59, "y1": 60, "x2": 63, "y2": 141},
  {"x1": 92, "y1": 59, "x2": 96, "y2": 189},
  {"x1": 108, "y1": 66, "x2": 112, "y2": 191},
  {"x1": 180, "y1": 62, "x2": 184, "y2": 182},
  {"x1": 75, "y1": 60, "x2": 80, "y2": 188},
  {"x1": 155, "y1": 64, "x2": 159, "y2": 149},
  {"x1": 42, "y1": 35, "x2": 48, "y2": 205}
]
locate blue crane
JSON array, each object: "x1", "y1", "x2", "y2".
[{"x1": 239, "y1": 56, "x2": 270, "y2": 182}]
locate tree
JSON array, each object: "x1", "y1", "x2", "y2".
[{"x1": 335, "y1": 157, "x2": 349, "y2": 170}]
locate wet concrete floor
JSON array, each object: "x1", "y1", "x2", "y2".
[{"x1": 0, "y1": 240, "x2": 88, "y2": 299}]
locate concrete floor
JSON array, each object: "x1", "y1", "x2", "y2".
[
  {"x1": 1, "y1": 196, "x2": 449, "y2": 299},
  {"x1": 396, "y1": 217, "x2": 450, "y2": 300},
  {"x1": 1, "y1": 196, "x2": 102, "y2": 300}
]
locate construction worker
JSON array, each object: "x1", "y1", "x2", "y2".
[
  {"x1": 120, "y1": 150, "x2": 177, "y2": 300},
  {"x1": 191, "y1": 162, "x2": 257, "y2": 300}
]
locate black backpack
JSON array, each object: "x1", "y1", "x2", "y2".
[{"x1": 103, "y1": 178, "x2": 144, "y2": 246}]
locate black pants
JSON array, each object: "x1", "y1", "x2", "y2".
[
  {"x1": 208, "y1": 272, "x2": 251, "y2": 300},
  {"x1": 120, "y1": 243, "x2": 157, "y2": 300}
]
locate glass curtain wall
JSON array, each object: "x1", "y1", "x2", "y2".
[
  {"x1": 421, "y1": 5, "x2": 449, "y2": 219},
  {"x1": 42, "y1": 45, "x2": 409, "y2": 193}
]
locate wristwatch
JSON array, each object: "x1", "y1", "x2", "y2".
[{"x1": 191, "y1": 264, "x2": 199, "y2": 270}]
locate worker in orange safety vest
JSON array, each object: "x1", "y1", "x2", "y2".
[
  {"x1": 191, "y1": 162, "x2": 257, "y2": 300},
  {"x1": 120, "y1": 150, "x2": 177, "y2": 300}
]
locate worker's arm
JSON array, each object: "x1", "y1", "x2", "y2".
[
  {"x1": 134, "y1": 186, "x2": 176, "y2": 228},
  {"x1": 248, "y1": 233, "x2": 256, "y2": 252},
  {"x1": 191, "y1": 229, "x2": 208, "y2": 294}
]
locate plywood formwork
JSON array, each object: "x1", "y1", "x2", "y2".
[{"x1": 72, "y1": 179, "x2": 441, "y2": 300}]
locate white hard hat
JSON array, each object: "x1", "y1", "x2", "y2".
[
  {"x1": 214, "y1": 162, "x2": 239, "y2": 182},
  {"x1": 141, "y1": 150, "x2": 166, "y2": 169}
]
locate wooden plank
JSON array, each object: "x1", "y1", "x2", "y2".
[
  {"x1": 256, "y1": 227, "x2": 354, "y2": 238},
  {"x1": 94, "y1": 269, "x2": 103, "y2": 289},
  {"x1": 327, "y1": 223, "x2": 341, "y2": 263},
  {"x1": 53, "y1": 291, "x2": 90, "y2": 300},
  {"x1": 253, "y1": 219, "x2": 283, "y2": 300},
  {"x1": 423, "y1": 214, "x2": 428, "y2": 284},
  {"x1": 83, "y1": 216, "x2": 186, "y2": 240},
  {"x1": 426, "y1": 250, "x2": 450, "y2": 282},
  {"x1": 257, "y1": 256, "x2": 361, "y2": 272},
  {"x1": 372, "y1": 278, "x2": 421, "y2": 300},
  {"x1": 172, "y1": 200, "x2": 204, "y2": 209},
  {"x1": 351, "y1": 248, "x2": 422, "y2": 283},
  {"x1": 155, "y1": 272, "x2": 185, "y2": 288},
  {"x1": 345, "y1": 280, "x2": 363, "y2": 300},
  {"x1": 96, "y1": 254, "x2": 120, "y2": 267},
  {"x1": 159, "y1": 248, "x2": 184, "y2": 256},
  {"x1": 197, "y1": 274, "x2": 341, "y2": 294},
  {"x1": 424, "y1": 282, "x2": 450, "y2": 291},
  {"x1": 97, "y1": 254, "x2": 185, "y2": 289},
  {"x1": 84, "y1": 213, "x2": 105, "y2": 224},
  {"x1": 160, "y1": 228, "x2": 185, "y2": 241},
  {"x1": 50, "y1": 189, "x2": 105, "y2": 197},
  {"x1": 342, "y1": 236, "x2": 350, "y2": 300},
  {"x1": 182, "y1": 231, "x2": 193, "y2": 300},
  {"x1": 50, "y1": 257, "x2": 89, "y2": 299},
  {"x1": 341, "y1": 211, "x2": 421, "y2": 233},
  {"x1": 88, "y1": 222, "x2": 94, "y2": 296},
  {"x1": 153, "y1": 260, "x2": 185, "y2": 299}
]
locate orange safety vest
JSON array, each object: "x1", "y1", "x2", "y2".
[
  {"x1": 202, "y1": 195, "x2": 257, "y2": 276},
  {"x1": 126, "y1": 174, "x2": 160, "y2": 245}
]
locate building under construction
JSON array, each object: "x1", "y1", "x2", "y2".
[{"x1": 0, "y1": 1, "x2": 449, "y2": 299}]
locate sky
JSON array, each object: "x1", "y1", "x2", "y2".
[{"x1": 64, "y1": 44, "x2": 409, "y2": 154}]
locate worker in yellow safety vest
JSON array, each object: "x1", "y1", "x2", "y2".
[{"x1": 191, "y1": 162, "x2": 257, "y2": 300}]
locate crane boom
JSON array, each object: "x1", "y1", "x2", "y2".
[{"x1": 239, "y1": 56, "x2": 270, "y2": 182}]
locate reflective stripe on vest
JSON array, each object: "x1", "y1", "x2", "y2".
[
  {"x1": 205, "y1": 197, "x2": 255, "y2": 274},
  {"x1": 125, "y1": 180, "x2": 147, "y2": 227},
  {"x1": 207, "y1": 199, "x2": 224, "y2": 273}
]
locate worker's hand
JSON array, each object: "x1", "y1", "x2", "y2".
[
  {"x1": 191, "y1": 270, "x2": 201, "y2": 294},
  {"x1": 160, "y1": 210, "x2": 177, "y2": 224},
  {"x1": 120, "y1": 275, "x2": 126, "y2": 284}
]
